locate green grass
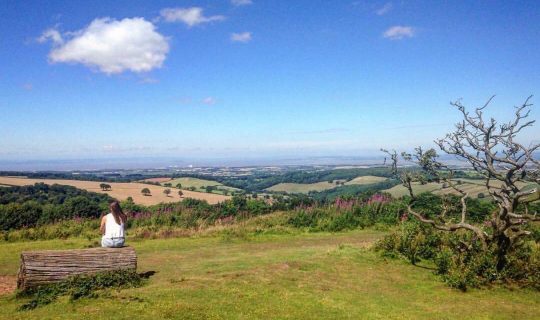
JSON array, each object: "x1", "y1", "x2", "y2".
[
  {"x1": 383, "y1": 182, "x2": 443, "y2": 198},
  {"x1": 266, "y1": 181, "x2": 342, "y2": 193},
  {"x1": 384, "y1": 179, "x2": 538, "y2": 199},
  {"x1": 1, "y1": 230, "x2": 538, "y2": 319},
  {"x1": 266, "y1": 176, "x2": 387, "y2": 194},
  {"x1": 164, "y1": 177, "x2": 240, "y2": 195},
  {"x1": 344, "y1": 175, "x2": 387, "y2": 186}
]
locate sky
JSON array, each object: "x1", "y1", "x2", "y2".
[{"x1": 1, "y1": 0, "x2": 539, "y2": 166}]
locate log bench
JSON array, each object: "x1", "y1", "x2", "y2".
[{"x1": 17, "y1": 247, "x2": 137, "y2": 290}]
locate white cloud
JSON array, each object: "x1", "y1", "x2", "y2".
[
  {"x1": 45, "y1": 17, "x2": 169, "y2": 74},
  {"x1": 230, "y1": 32, "x2": 252, "y2": 43},
  {"x1": 382, "y1": 25, "x2": 415, "y2": 40},
  {"x1": 38, "y1": 28, "x2": 64, "y2": 45},
  {"x1": 375, "y1": 2, "x2": 393, "y2": 15},
  {"x1": 231, "y1": 0, "x2": 253, "y2": 6},
  {"x1": 202, "y1": 97, "x2": 216, "y2": 105},
  {"x1": 160, "y1": 7, "x2": 225, "y2": 27}
]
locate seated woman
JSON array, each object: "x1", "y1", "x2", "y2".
[{"x1": 100, "y1": 201, "x2": 127, "y2": 248}]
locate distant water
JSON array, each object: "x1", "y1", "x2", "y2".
[{"x1": 0, "y1": 156, "x2": 389, "y2": 171}]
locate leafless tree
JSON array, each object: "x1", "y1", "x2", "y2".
[{"x1": 383, "y1": 96, "x2": 539, "y2": 270}]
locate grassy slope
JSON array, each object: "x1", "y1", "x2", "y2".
[
  {"x1": 384, "y1": 179, "x2": 537, "y2": 199},
  {"x1": 1, "y1": 231, "x2": 538, "y2": 319},
  {"x1": 266, "y1": 181, "x2": 342, "y2": 193},
  {"x1": 165, "y1": 177, "x2": 240, "y2": 194},
  {"x1": 0, "y1": 177, "x2": 230, "y2": 205},
  {"x1": 344, "y1": 176, "x2": 387, "y2": 185},
  {"x1": 266, "y1": 176, "x2": 387, "y2": 194}
]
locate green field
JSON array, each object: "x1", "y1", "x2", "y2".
[
  {"x1": 1, "y1": 229, "x2": 538, "y2": 319},
  {"x1": 384, "y1": 179, "x2": 538, "y2": 199},
  {"x1": 382, "y1": 182, "x2": 443, "y2": 198},
  {"x1": 266, "y1": 176, "x2": 387, "y2": 194},
  {"x1": 344, "y1": 175, "x2": 387, "y2": 185},
  {"x1": 266, "y1": 181, "x2": 342, "y2": 193},
  {"x1": 164, "y1": 177, "x2": 240, "y2": 195}
]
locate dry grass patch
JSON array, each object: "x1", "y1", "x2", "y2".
[{"x1": 0, "y1": 177, "x2": 230, "y2": 205}]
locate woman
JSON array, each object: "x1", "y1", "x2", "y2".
[{"x1": 100, "y1": 201, "x2": 127, "y2": 248}]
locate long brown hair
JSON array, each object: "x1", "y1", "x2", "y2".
[{"x1": 109, "y1": 201, "x2": 126, "y2": 225}]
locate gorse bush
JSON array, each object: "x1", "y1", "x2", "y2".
[
  {"x1": 375, "y1": 220, "x2": 540, "y2": 291},
  {"x1": 17, "y1": 269, "x2": 144, "y2": 310}
]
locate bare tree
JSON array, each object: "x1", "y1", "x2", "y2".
[{"x1": 383, "y1": 96, "x2": 539, "y2": 271}]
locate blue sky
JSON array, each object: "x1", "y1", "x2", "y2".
[{"x1": 1, "y1": 0, "x2": 539, "y2": 163}]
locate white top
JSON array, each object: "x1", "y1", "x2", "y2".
[{"x1": 103, "y1": 213, "x2": 125, "y2": 239}]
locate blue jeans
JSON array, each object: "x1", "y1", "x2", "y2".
[{"x1": 101, "y1": 237, "x2": 125, "y2": 248}]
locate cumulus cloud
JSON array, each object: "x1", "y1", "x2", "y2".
[
  {"x1": 160, "y1": 7, "x2": 225, "y2": 27},
  {"x1": 43, "y1": 17, "x2": 169, "y2": 74},
  {"x1": 231, "y1": 0, "x2": 253, "y2": 6},
  {"x1": 382, "y1": 25, "x2": 415, "y2": 40},
  {"x1": 38, "y1": 28, "x2": 64, "y2": 45},
  {"x1": 202, "y1": 97, "x2": 216, "y2": 105},
  {"x1": 230, "y1": 32, "x2": 252, "y2": 43},
  {"x1": 375, "y1": 2, "x2": 393, "y2": 15}
]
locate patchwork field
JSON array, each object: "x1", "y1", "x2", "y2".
[
  {"x1": 344, "y1": 175, "x2": 387, "y2": 185},
  {"x1": 266, "y1": 176, "x2": 387, "y2": 194},
  {"x1": 164, "y1": 177, "x2": 241, "y2": 195},
  {"x1": 0, "y1": 230, "x2": 538, "y2": 319},
  {"x1": 0, "y1": 177, "x2": 230, "y2": 205},
  {"x1": 383, "y1": 179, "x2": 537, "y2": 199},
  {"x1": 266, "y1": 181, "x2": 342, "y2": 193}
]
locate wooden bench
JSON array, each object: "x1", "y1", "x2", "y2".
[{"x1": 17, "y1": 247, "x2": 137, "y2": 290}]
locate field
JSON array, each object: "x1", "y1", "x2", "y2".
[
  {"x1": 164, "y1": 177, "x2": 241, "y2": 195},
  {"x1": 266, "y1": 176, "x2": 387, "y2": 194},
  {"x1": 0, "y1": 177, "x2": 230, "y2": 205},
  {"x1": 344, "y1": 175, "x2": 387, "y2": 185},
  {"x1": 0, "y1": 228, "x2": 538, "y2": 319},
  {"x1": 266, "y1": 181, "x2": 342, "y2": 193},
  {"x1": 383, "y1": 179, "x2": 537, "y2": 199}
]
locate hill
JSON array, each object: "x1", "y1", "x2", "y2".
[{"x1": 0, "y1": 177, "x2": 229, "y2": 205}]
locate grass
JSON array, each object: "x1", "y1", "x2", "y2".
[
  {"x1": 165, "y1": 177, "x2": 241, "y2": 195},
  {"x1": 0, "y1": 177, "x2": 230, "y2": 205},
  {"x1": 266, "y1": 181, "x2": 342, "y2": 193},
  {"x1": 266, "y1": 175, "x2": 387, "y2": 194},
  {"x1": 0, "y1": 229, "x2": 538, "y2": 319},
  {"x1": 344, "y1": 175, "x2": 387, "y2": 185},
  {"x1": 383, "y1": 179, "x2": 538, "y2": 199},
  {"x1": 383, "y1": 182, "x2": 443, "y2": 198}
]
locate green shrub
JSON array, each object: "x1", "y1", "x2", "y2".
[
  {"x1": 18, "y1": 269, "x2": 144, "y2": 310},
  {"x1": 376, "y1": 221, "x2": 540, "y2": 291}
]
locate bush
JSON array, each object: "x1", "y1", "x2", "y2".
[
  {"x1": 18, "y1": 269, "x2": 144, "y2": 310},
  {"x1": 376, "y1": 221, "x2": 540, "y2": 291}
]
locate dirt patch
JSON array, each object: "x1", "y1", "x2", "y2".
[{"x1": 0, "y1": 276, "x2": 16, "y2": 295}]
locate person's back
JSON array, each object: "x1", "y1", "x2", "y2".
[{"x1": 100, "y1": 201, "x2": 127, "y2": 248}]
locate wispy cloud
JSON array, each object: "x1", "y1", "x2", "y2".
[
  {"x1": 230, "y1": 32, "x2": 252, "y2": 43},
  {"x1": 375, "y1": 2, "x2": 393, "y2": 15},
  {"x1": 160, "y1": 7, "x2": 225, "y2": 27},
  {"x1": 22, "y1": 83, "x2": 33, "y2": 91},
  {"x1": 383, "y1": 25, "x2": 415, "y2": 40},
  {"x1": 40, "y1": 18, "x2": 169, "y2": 74},
  {"x1": 37, "y1": 28, "x2": 63, "y2": 45},
  {"x1": 231, "y1": 0, "x2": 253, "y2": 6},
  {"x1": 202, "y1": 97, "x2": 216, "y2": 105}
]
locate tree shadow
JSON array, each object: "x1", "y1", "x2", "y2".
[{"x1": 139, "y1": 271, "x2": 157, "y2": 279}]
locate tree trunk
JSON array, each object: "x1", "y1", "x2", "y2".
[
  {"x1": 17, "y1": 247, "x2": 137, "y2": 290},
  {"x1": 494, "y1": 233, "x2": 511, "y2": 272}
]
